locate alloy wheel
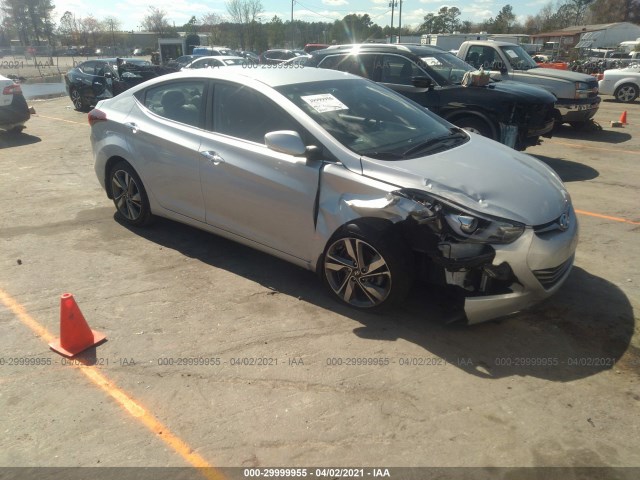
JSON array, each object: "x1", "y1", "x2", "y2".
[
  {"x1": 616, "y1": 85, "x2": 638, "y2": 103},
  {"x1": 324, "y1": 237, "x2": 392, "y2": 308},
  {"x1": 70, "y1": 88, "x2": 83, "y2": 110},
  {"x1": 111, "y1": 170, "x2": 143, "y2": 221}
]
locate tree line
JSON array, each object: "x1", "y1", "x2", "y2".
[{"x1": 1, "y1": 0, "x2": 639, "y2": 51}]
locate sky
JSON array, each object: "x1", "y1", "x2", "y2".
[{"x1": 51, "y1": 0, "x2": 550, "y2": 33}]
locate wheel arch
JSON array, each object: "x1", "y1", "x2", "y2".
[
  {"x1": 104, "y1": 156, "x2": 131, "y2": 199},
  {"x1": 314, "y1": 216, "x2": 412, "y2": 276},
  {"x1": 445, "y1": 110, "x2": 499, "y2": 140}
]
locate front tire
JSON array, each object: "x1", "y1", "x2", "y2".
[
  {"x1": 322, "y1": 224, "x2": 412, "y2": 310},
  {"x1": 109, "y1": 161, "x2": 152, "y2": 226},
  {"x1": 614, "y1": 83, "x2": 639, "y2": 103}
]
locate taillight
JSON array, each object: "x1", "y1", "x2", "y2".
[
  {"x1": 88, "y1": 108, "x2": 107, "y2": 127},
  {"x1": 2, "y1": 83, "x2": 22, "y2": 95}
]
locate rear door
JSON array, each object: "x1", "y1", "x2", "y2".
[{"x1": 126, "y1": 79, "x2": 208, "y2": 222}]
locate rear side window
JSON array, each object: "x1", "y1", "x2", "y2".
[
  {"x1": 140, "y1": 81, "x2": 206, "y2": 127},
  {"x1": 79, "y1": 61, "x2": 97, "y2": 74}
]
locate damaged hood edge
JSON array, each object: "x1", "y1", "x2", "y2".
[{"x1": 359, "y1": 134, "x2": 569, "y2": 226}]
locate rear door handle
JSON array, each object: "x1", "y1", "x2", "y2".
[{"x1": 201, "y1": 151, "x2": 225, "y2": 165}]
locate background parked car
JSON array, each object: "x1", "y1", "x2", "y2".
[
  {"x1": 0, "y1": 74, "x2": 30, "y2": 133},
  {"x1": 192, "y1": 46, "x2": 237, "y2": 57},
  {"x1": 65, "y1": 58, "x2": 174, "y2": 111},
  {"x1": 182, "y1": 56, "x2": 246, "y2": 69},
  {"x1": 303, "y1": 43, "x2": 330, "y2": 53},
  {"x1": 598, "y1": 63, "x2": 640, "y2": 102},
  {"x1": 306, "y1": 44, "x2": 557, "y2": 151},
  {"x1": 259, "y1": 49, "x2": 307, "y2": 64},
  {"x1": 164, "y1": 55, "x2": 204, "y2": 70},
  {"x1": 238, "y1": 51, "x2": 260, "y2": 63}
]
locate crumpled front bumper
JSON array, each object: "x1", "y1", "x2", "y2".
[{"x1": 463, "y1": 212, "x2": 579, "y2": 324}]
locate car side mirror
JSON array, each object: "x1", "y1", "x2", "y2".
[
  {"x1": 265, "y1": 130, "x2": 308, "y2": 157},
  {"x1": 411, "y1": 76, "x2": 433, "y2": 88},
  {"x1": 491, "y1": 61, "x2": 507, "y2": 74},
  {"x1": 104, "y1": 72, "x2": 113, "y2": 79}
]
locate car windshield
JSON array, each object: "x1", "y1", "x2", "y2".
[
  {"x1": 419, "y1": 52, "x2": 475, "y2": 85},
  {"x1": 499, "y1": 45, "x2": 539, "y2": 70},
  {"x1": 276, "y1": 79, "x2": 465, "y2": 159}
]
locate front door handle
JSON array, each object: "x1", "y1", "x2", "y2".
[
  {"x1": 201, "y1": 151, "x2": 225, "y2": 165},
  {"x1": 124, "y1": 122, "x2": 138, "y2": 134}
]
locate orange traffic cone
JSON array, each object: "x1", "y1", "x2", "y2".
[
  {"x1": 619, "y1": 111, "x2": 628, "y2": 124},
  {"x1": 49, "y1": 293, "x2": 106, "y2": 356}
]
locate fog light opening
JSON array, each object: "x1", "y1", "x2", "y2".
[{"x1": 482, "y1": 262, "x2": 512, "y2": 281}]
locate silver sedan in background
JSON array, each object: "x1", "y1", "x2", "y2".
[{"x1": 89, "y1": 67, "x2": 578, "y2": 323}]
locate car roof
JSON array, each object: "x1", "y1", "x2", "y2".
[
  {"x1": 128, "y1": 66, "x2": 358, "y2": 89},
  {"x1": 193, "y1": 56, "x2": 244, "y2": 61},
  {"x1": 316, "y1": 43, "x2": 449, "y2": 56}
]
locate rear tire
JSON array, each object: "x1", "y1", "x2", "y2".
[
  {"x1": 108, "y1": 161, "x2": 153, "y2": 227},
  {"x1": 614, "y1": 83, "x2": 639, "y2": 103},
  {"x1": 321, "y1": 223, "x2": 412, "y2": 311},
  {"x1": 70, "y1": 87, "x2": 88, "y2": 111}
]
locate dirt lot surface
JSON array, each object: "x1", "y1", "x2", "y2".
[{"x1": 0, "y1": 95, "x2": 639, "y2": 480}]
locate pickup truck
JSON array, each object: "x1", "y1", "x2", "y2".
[{"x1": 458, "y1": 40, "x2": 601, "y2": 128}]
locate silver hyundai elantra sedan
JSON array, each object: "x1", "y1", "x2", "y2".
[{"x1": 90, "y1": 67, "x2": 578, "y2": 323}]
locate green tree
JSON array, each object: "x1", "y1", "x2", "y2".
[
  {"x1": 58, "y1": 11, "x2": 79, "y2": 46},
  {"x1": 493, "y1": 5, "x2": 516, "y2": 33},
  {"x1": 268, "y1": 15, "x2": 285, "y2": 48},
  {"x1": 331, "y1": 14, "x2": 374, "y2": 43},
  {"x1": 420, "y1": 7, "x2": 460, "y2": 34},
  {"x1": 1, "y1": 0, "x2": 53, "y2": 45}
]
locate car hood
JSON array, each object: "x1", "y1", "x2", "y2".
[
  {"x1": 360, "y1": 134, "x2": 569, "y2": 226},
  {"x1": 603, "y1": 66, "x2": 640, "y2": 77},
  {"x1": 485, "y1": 80, "x2": 557, "y2": 103},
  {"x1": 525, "y1": 66, "x2": 597, "y2": 83}
]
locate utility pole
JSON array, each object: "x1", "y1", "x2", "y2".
[
  {"x1": 398, "y1": 0, "x2": 402, "y2": 43},
  {"x1": 388, "y1": 1, "x2": 397, "y2": 43},
  {"x1": 291, "y1": 0, "x2": 295, "y2": 49}
]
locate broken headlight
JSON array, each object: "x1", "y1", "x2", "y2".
[
  {"x1": 444, "y1": 211, "x2": 525, "y2": 244},
  {"x1": 394, "y1": 189, "x2": 525, "y2": 244}
]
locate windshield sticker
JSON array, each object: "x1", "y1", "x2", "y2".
[
  {"x1": 505, "y1": 49, "x2": 519, "y2": 59},
  {"x1": 301, "y1": 94, "x2": 348, "y2": 113}
]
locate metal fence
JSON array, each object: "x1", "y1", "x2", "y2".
[{"x1": 0, "y1": 46, "x2": 145, "y2": 81}]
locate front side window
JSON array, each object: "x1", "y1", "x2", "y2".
[
  {"x1": 276, "y1": 79, "x2": 463, "y2": 159},
  {"x1": 141, "y1": 81, "x2": 206, "y2": 127},
  {"x1": 379, "y1": 55, "x2": 422, "y2": 85},
  {"x1": 419, "y1": 52, "x2": 473, "y2": 84},
  {"x1": 212, "y1": 83, "x2": 299, "y2": 143}
]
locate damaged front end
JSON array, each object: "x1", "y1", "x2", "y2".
[
  {"x1": 503, "y1": 102, "x2": 555, "y2": 151},
  {"x1": 392, "y1": 189, "x2": 524, "y2": 317}
]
